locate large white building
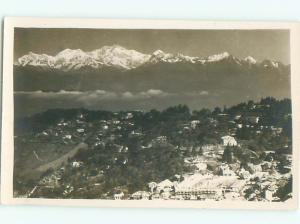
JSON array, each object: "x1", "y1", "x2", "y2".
[
  {"x1": 156, "y1": 179, "x2": 174, "y2": 193},
  {"x1": 175, "y1": 173, "x2": 246, "y2": 200}
]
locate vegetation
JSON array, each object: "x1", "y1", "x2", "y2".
[{"x1": 14, "y1": 97, "x2": 292, "y2": 199}]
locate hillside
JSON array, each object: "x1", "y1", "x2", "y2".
[{"x1": 14, "y1": 98, "x2": 292, "y2": 199}]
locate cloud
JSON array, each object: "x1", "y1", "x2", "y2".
[
  {"x1": 140, "y1": 89, "x2": 171, "y2": 98},
  {"x1": 121, "y1": 91, "x2": 135, "y2": 99},
  {"x1": 199, "y1": 90, "x2": 209, "y2": 95},
  {"x1": 184, "y1": 90, "x2": 209, "y2": 96},
  {"x1": 15, "y1": 90, "x2": 82, "y2": 97},
  {"x1": 121, "y1": 89, "x2": 173, "y2": 100},
  {"x1": 14, "y1": 89, "x2": 174, "y2": 102},
  {"x1": 14, "y1": 89, "x2": 212, "y2": 104}
]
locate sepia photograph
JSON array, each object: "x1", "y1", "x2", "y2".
[{"x1": 1, "y1": 18, "x2": 299, "y2": 209}]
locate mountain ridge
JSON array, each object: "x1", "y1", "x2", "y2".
[{"x1": 15, "y1": 45, "x2": 287, "y2": 72}]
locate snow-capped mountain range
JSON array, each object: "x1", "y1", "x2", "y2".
[{"x1": 15, "y1": 45, "x2": 282, "y2": 72}]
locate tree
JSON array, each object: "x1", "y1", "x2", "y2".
[
  {"x1": 276, "y1": 176, "x2": 292, "y2": 201},
  {"x1": 222, "y1": 146, "x2": 234, "y2": 164}
]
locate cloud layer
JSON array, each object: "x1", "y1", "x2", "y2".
[
  {"x1": 14, "y1": 89, "x2": 214, "y2": 118},
  {"x1": 15, "y1": 89, "x2": 206, "y2": 102}
]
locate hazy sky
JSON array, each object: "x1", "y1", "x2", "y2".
[{"x1": 14, "y1": 28, "x2": 290, "y2": 64}]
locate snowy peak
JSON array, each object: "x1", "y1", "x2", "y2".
[
  {"x1": 55, "y1": 48, "x2": 85, "y2": 58},
  {"x1": 54, "y1": 48, "x2": 101, "y2": 71},
  {"x1": 206, "y1": 52, "x2": 231, "y2": 62},
  {"x1": 152, "y1": 49, "x2": 165, "y2": 56},
  {"x1": 149, "y1": 49, "x2": 200, "y2": 64},
  {"x1": 244, "y1": 56, "x2": 257, "y2": 64},
  {"x1": 16, "y1": 45, "x2": 151, "y2": 71},
  {"x1": 90, "y1": 45, "x2": 150, "y2": 69},
  {"x1": 150, "y1": 49, "x2": 175, "y2": 63},
  {"x1": 17, "y1": 52, "x2": 54, "y2": 67},
  {"x1": 15, "y1": 45, "x2": 285, "y2": 72}
]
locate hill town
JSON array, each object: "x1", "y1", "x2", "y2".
[{"x1": 13, "y1": 97, "x2": 292, "y2": 202}]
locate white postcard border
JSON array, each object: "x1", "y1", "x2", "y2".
[{"x1": 1, "y1": 17, "x2": 299, "y2": 209}]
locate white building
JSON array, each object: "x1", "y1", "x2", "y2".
[
  {"x1": 63, "y1": 134, "x2": 72, "y2": 140},
  {"x1": 265, "y1": 189, "x2": 273, "y2": 201},
  {"x1": 125, "y1": 112, "x2": 133, "y2": 119},
  {"x1": 114, "y1": 192, "x2": 124, "y2": 200},
  {"x1": 191, "y1": 120, "x2": 200, "y2": 129},
  {"x1": 157, "y1": 179, "x2": 174, "y2": 193},
  {"x1": 219, "y1": 164, "x2": 236, "y2": 177},
  {"x1": 131, "y1": 191, "x2": 150, "y2": 200},
  {"x1": 221, "y1": 136, "x2": 237, "y2": 147},
  {"x1": 72, "y1": 161, "x2": 83, "y2": 168},
  {"x1": 76, "y1": 128, "x2": 85, "y2": 133}
]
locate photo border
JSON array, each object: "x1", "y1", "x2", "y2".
[{"x1": 1, "y1": 17, "x2": 299, "y2": 209}]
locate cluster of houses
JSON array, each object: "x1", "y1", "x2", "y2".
[
  {"x1": 25, "y1": 108, "x2": 292, "y2": 201},
  {"x1": 111, "y1": 133, "x2": 292, "y2": 202},
  {"x1": 113, "y1": 158, "x2": 291, "y2": 201}
]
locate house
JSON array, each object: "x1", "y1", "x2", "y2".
[
  {"x1": 125, "y1": 112, "x2": 133, "y2": 119},
  {"x1": 112, "y1": 120, "x2": 120, "y2": 125},
  {"x1": 191, "y1": 120, "x2": 200, "y2": 129},
  {"x1": 174, "y1": 174, "x2": 181, "y2": 181},
  {"x1": 157, "y1": 179, "x2": 174, "y2": 193},
  {"x1": 264, "y1": 185, "x2": 278, "y2": 202},
  {"x1": 114, "y1": 192, "x2": 124, "y2": 200},
  {"x1": 175, "y1": 187, "x2": 223, "y2": 200},
  {"x1": 63, "y1": 134, "x2": 72, "y2": 140},
  {"x1": 76, "y1": 128, "x2": 85, "y2": 133},
  {"x1": 131, "y1": 191, "x2": 150, "y2": 200},
  {"x1": 153, "y1": 136, "x2": 167, "y2": 144},
  {"x1": 219, "y1": 164, "x2": 236, "y2": 177},
  {"x1": 234, "y1": 115, "x2": 242, "y2": 120},
  {"x1": 72, "y1": 161, "x2": 83, "y2": 168},
  {"x1": 271, "y1": 127, "x2": 283, "y2": 135},
  {"x1": 221, "y1": 136, "x2": 237, "y2": 147},
  {"x1": 175, "y1": 174, "x2": 240, "y2": 200},
  {"x1": 265, "y1": 189, "x2": 274, "y2": 201}
]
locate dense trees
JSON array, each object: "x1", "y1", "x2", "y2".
[{"x1": 14, "y1": 97, "x2": 292, "y2": 198}]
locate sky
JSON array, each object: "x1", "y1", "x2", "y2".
[{"x1": 14, "y1": 28, "x2": 290, "y2": 64}]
